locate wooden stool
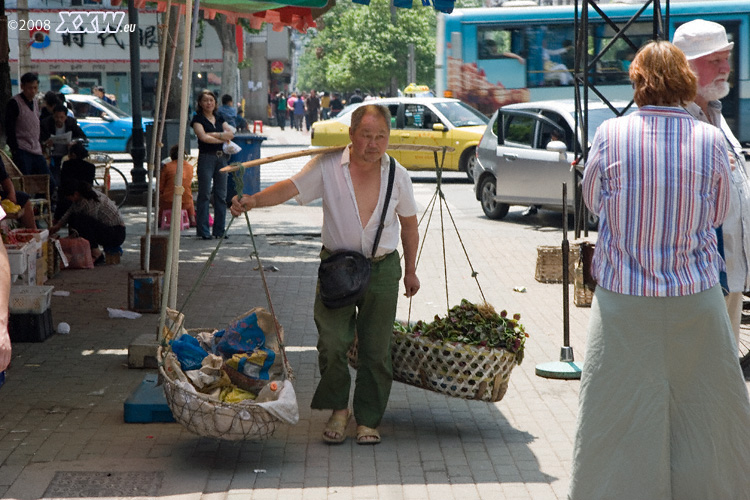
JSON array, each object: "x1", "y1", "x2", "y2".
[{"x1": 253, "y1": 120, "x2": 263, "y2": 133}]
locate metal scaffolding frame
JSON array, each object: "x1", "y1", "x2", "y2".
[{"x1": 572, "y1": 0, "x2": 669, "y2": 238}]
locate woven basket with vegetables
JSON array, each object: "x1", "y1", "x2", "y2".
[{"x1": 348, "y1": 300, "x2": 527, "y2": 402}]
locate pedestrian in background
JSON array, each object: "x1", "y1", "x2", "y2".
[
  {"x1": 330, "y1": 92, "x2": 343, "y2": 117},
  {"x1": 40, "y1": 91, "x2": 59, "y2": 121},
  {"x1": 320, "y1": 91, "x2": 331, "y2": 120},
  {"x1": 40, "y1": 103, "x2": 86, "y2": 190},
  {"x1": 190, "y1": 89, "x2": 234, "y2": 240},
  {"x1": 230, "y1": 104, "x2": 421, "y2": 446},
  {"x1": 348, "y1": 88, "x2": 363, "y2": 104},
  {"x1": 276, "y1": 92, "x2": 287, "y2": 130},
  {"x1": 292, "y1": 92, "x2": 305, "y2": 131},
  {"x1": 305, "y1": 89, "x2": 320, "y2": 132},
  {"x1": 217, "y1": 94, "x2": 240, "y2": 130},
  {"x1": 569, "y1": 40, "x2": 750, "y2": 499},
  {"x1": 673, "y1": 19, "x2": 750, "y2": 350},
  {"x1": 5, "y1": 73, "x2": 53, "y2": 182}
]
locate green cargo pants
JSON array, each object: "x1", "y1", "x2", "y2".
[{"x1": 311, "y1": 250, "x2": 401, "y2": 429}]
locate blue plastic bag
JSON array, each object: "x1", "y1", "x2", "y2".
[
  {"x1": 214, "y1": 312, "x2": 267, "y2": 359},
  {"x1": 171, "y1": 334, "x2": 208, "y2": 371}
]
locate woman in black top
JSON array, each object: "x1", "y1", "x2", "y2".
[{"x1": 190, "y1": 89, "x2": 235, "y2": 239}]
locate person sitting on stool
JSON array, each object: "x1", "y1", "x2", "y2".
[{"x1": 159, "y1": 144, "x2": 196, "y2": 228}]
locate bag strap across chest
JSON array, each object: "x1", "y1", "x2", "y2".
[{"x1": 371, "y1": 155, "x2": 396, "y2": 258}]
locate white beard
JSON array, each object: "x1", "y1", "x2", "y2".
[{"x1": 698, "y1": 79, "x2": 730, "y2": 102}]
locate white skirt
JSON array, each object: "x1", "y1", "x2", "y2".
[{"x1": 569, "y1": 285, "x2": 750, "y2": 500}]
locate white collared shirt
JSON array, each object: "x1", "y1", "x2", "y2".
[
  {"x1": 685, "y1": 101, "x2": 750, "y2": 292},
  {"x1": 291, "y1": 146, "x2": 418, "y2": 258}
]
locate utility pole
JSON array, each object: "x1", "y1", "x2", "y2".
[
  {"x1": 128, "y1": 0, "x2": 147, "y2": 195},
  {"x1": 407, "y1": 43, "x2": 416, "y2": 84}
]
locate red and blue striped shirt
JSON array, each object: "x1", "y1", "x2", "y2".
[{"x1": 583, "y1": 106, "x2": 731, "y2": 296}]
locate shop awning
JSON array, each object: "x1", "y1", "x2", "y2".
[{"x1": 137, "y1": 0, "x2": 453, "y2": 32}]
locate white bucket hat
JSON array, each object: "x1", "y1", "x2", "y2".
[{"x1": 672, "y1": 19, "x2": 734, "y2": 60}]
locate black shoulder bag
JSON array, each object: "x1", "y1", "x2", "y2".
[{"x1": 318, "y1": 156, "x2": 396, "y2": 309}]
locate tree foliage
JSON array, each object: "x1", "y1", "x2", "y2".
[{"x1": 296, "y1": 0, "x2": 436, "y2": 95}]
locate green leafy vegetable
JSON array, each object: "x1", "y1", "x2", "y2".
[{"x1": 396, "y1": 299, "x2": 528, "y2": 364}]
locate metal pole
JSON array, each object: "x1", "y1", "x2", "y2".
[
  {"x1": 560, "y1": 183, "x2": 573, "y2": 362},
  {"x1": 535, "y1": 181, "x2": 582, "y2": 379},
  {"x1": 128, "y1": 1, "x2": 147, "y2": 194}
]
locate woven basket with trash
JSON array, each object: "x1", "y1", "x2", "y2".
[{"x1": 158, "y1": 307, "x2": 298, "y2": 441}]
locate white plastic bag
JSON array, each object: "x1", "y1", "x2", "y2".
[{"x1": 223, "y1": 140, "x2": 242, "y2": 155}]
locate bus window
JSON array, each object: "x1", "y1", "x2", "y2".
[
  {"x1": 478, "y1": 27, "x2": 525, "y2": 61},
  {"x1": 592, "y1": 22, "x2": 652, "y2": 85}
]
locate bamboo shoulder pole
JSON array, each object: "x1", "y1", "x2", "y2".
[{"x1": 220, "y1": 144, "x2": 456, "y2": 173}]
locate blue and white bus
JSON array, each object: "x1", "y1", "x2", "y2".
[{"x1": 436, "y1": 0, "x2": 750, "y2": 143}]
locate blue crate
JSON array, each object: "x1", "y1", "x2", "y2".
[{"x1": 123, "y1": 373, "x2": 175, "y2": 423}]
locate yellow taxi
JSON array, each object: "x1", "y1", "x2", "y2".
[{"x1": 311, "y1": 97, "x2": 489, "y2": 180}]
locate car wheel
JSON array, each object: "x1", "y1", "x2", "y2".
[
  {"x1": 479, "y1": 176, "x2": 509, "y2": 220},
  {"x1": 460, "y1": 147, "x2": 477, "y2": 182},
  {"x1": 126, "y1": 138, "x2": 132, "y2": 155}
]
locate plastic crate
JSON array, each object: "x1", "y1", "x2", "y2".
[
  {"x1": 10, "y1": 228, "x2": 48, "y2": 244},
  {"x1": 9, "y1": 285, "x2": 54, "y2": 314},
  {"x1": 9, "y1": 309, "x2": 53, "y2": 343},
  {"x1": 6, "y1": 242, "x2": 31, "y2": 276}
]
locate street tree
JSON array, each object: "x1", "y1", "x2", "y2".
[
  {"x1": 204, "y1": 15, "x2": 240, "y2": 103},
  {"x1": 296, "y1": 0, "x2": 436, "y2": 95}
]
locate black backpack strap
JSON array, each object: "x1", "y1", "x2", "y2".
[{"x1": 371, "y1": 155, "x2": 396, "y2": 258}]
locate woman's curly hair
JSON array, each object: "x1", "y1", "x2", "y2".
[{"x1": 629, "y1": 40, "x2": 696, "y2": 107}]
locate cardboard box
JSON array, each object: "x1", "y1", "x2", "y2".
[{"x1": 36, "y1": 255, "x2": 47, "y2": 284}]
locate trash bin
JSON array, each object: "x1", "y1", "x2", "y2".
[{"x1": 226, "y1": 133, "x2": 267, "y2": 204}]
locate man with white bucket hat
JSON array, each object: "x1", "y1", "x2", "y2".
[{"x1": 674, "y1": 19, "x2": 750, "y2": 351}]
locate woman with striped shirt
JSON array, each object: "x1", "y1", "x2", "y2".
[{"x1": 569, "y1": 41, "x2": 750, "y2": 499}]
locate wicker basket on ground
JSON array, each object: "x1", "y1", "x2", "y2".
[
  {"x1": 348, "y1": 330, "x2": 520, "y2": 403},
  {"x1": 535, "y1": 243, "x2": 580, "y2": 283}
]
